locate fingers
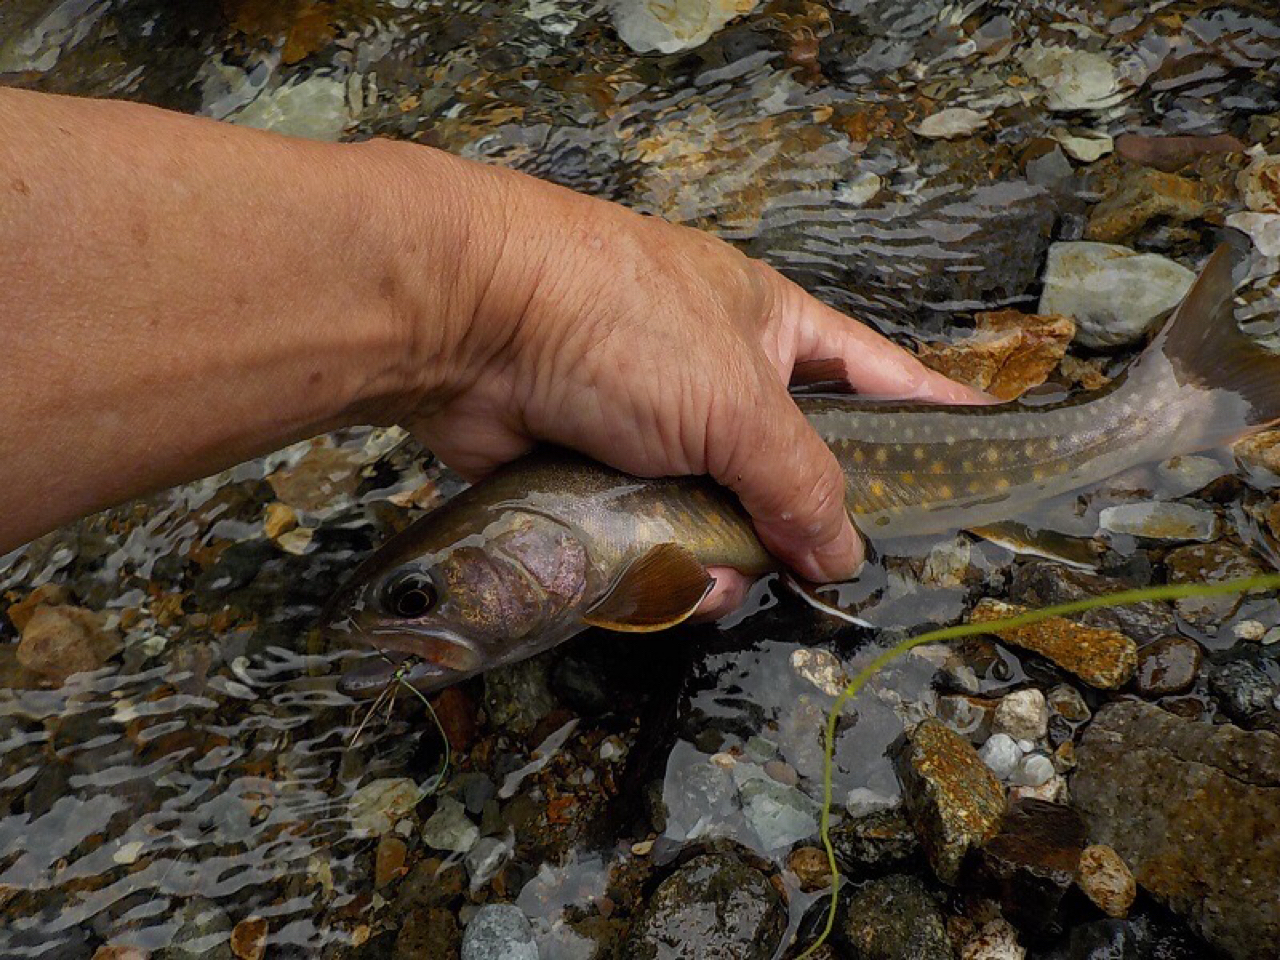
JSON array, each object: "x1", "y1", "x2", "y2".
[
  {"x1": 713, "y1": 371, "x2": 864, "y2": 583},
  {"x1": 787, "y1": 282, "x2": 992, "y2": 405}
]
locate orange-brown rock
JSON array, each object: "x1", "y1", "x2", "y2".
[
  {"x1": 971, "y1": 599, "x2": 1136, "y2": 689},
  {"x1": 917, "y1": 310, "x2": 1074, "y2": 401}
]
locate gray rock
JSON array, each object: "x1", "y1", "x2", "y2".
[
  {"x1": 829, "y1": 808, "x2": 920, "y2": 874},
  {"x1": 462, "y1": 905, "x2": 537, "y2": 960},
  {"x1": 978, "y1": 733, "x2": 1021, "y2": 780},
  {"x1": 624, "y1": 853, "x2": 785, "y2": 960},
  {"x1": 1039, "y1": 242, "x2": 1195, "y2": 348},
  {"x1": 1021, "y1": 44, "x2": 1124, "y2": 112},
  {"x1": 608, "y1": 0, "x2": 759, "y2": 54},
  {"x1": 160, "y1": 897, "x2": 233, "y2": 960},
  {"x1": 1073, "y1": 701, "x2": 1280, "y2": 960},
  {"x1": 483, "y1": 656, "x2": 556, "y2": 736},
  {"x1": 1099, "y1": 501, "x2": 1218, "y2": 542},
  {"x1": 1209, "y1": 660, "x2": 1279, "y2": 727},
  {"x1": 840, "y1": 874, "x2": 954, "y2": 960},
  {"x1": 740, "y1": 777, "x2": 820, "y2": 851},
  {"x1": 231, "y1": 75, "x2": 354, "y2": 142},
  {"x1": 422, "y1": 798, "x2": 479, "y2": 854},
  {"x1": 1011, "y1": 562, "x2": 1176, "y2": 643},
  {"x1": 992, "y1": 689, "x2": 1049, "y2": 741}
]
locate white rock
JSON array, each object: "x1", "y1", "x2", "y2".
[
  {"x1": 609, "y1": 0, "x2": 759, "y2": 54},
  {"x1": 1237, "y1": 151, "x2": 1280, "y2": 213},
  {"x1": 791, "y1": 648, "x2": 846, "y2": 697},
  {"x1": 349, "y1": 778, "x2": 424, "y2": 835},
  {"x1": 838, "y1": 171, "x2": 883, "y2": 207},
  {"x1": 1021, "y1": 44, "x2": 1124, "y2": 112},
  {"x1": 1011, "y1": 754, "x2": 1055, "y2": 788},
  {"x1": 1226, "y1": 211, "x2": 1280, "y2": 259},
  {"x1": 960, "y1": 916, "x2": 1026, "y2": 960},
  {"x1": 231, "y1": 74, "x2": 354, "y2": 141},
  {"x1": 992, "y1": 689, "x2": 1049, "y2": 741},
  {"x1": 1156, "y1": 455, "x2": 1229, "y2": 498},
  {"x1": 1039, "y1": 242, "x2": 1195, "y2": 348},
  {"x1": 914, "y1": 107, "x2": 989, "y2": 140},
  {"x1": 1053, "y1": 129, "x2": 1114, "y2": 163},
  {"x1": 978, "y1": 733, "x2": 1021, "y2": 780},
  {"x1": 422, "y1": 797, "x2": 480, "y2": 854},
  {"x1": 845, "y1": 787, "x2": 896, "y2": 817},
  {"x1": 1099, "y1": 502, "x2": 1219, "y2": 542}
]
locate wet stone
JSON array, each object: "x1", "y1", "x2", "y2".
[
  {"x1": 17, "y1": 603, "x2": 121, "y2": 684},
  {"x1": 349, "y1": 778, "x2": 423, "y2": 835},
  {"x1": 917, "y1": 310, "x2": 1074, "y2": 402},
  {"x1": 971, "y1": 599, "x2": 1137, "y2": 691},
  {"x1": 375, "y1": 836, "x2": 408, "y2": 889},
  {"x1": 975, "y1": 799, "x2": 1086, "y2": 936},
  {"x1": 461, "y1": 904, "x2": 536, "y2": 960},
  {"x1": 160, "y1": 898, "x2": 233, "y2": 960},
  {"x1": 1239, "y1": 151, "x2": 1280, "y2": 213},
  {"x1": 1011, "y1": 563, "x2": 1175, "y2": 645},
  {"x1": 840, "y1": 874, "x2": 954, "y2": 960},
  {"x1": 954, "y1": 916, "x2": 1024, "y2": 960},
  {"x1": 483, "y1": 657, "x2": 556, "y2": 737},
  {"x1": 395, "y1": 907, "x2": 460, "y2": 960},
  {"x1": 829, "y1": 807, "x2": 920, "y2": 875},
  {"x1": 1134, "y1": 636, "x2": 1201, "y2": 698},
  {"x1": 740, "y1": 776, "x2": 819, "y2": 851},
  {"x1": 1077, "y1": 844, "x2": 1136, "y2": 919},
  {"x1": 787, "y1": 846, "x2": 832, "y2": 892},
  {"x1": 1115, "y1": 133, "x2": 1246, "y2": 173},
  {"x1": 1038, "y1": 242, "x2": 1195, "y2": 349},
  {"x1": 1209, "y1": 660, "x2": 1279, "y2": 728},
  {"x1": 1098, "y1": 502, "x2": 1218, "y2": 542},
  {"x1": 422, "y1": 798, "x2": 479, "y2": 854},
  {"x1": 992, "y1": 689, "x2": 1048, "y2": 742},
  {"x1": 1072, "y1": 701, "x2": 1280, "y2": 960},
  {"x1": 229, "y1": 917, "x2": 266, "y2": 960},
  {"x1": 978, "y1": 734, "x2": 1021, "y2": 781},
  {"x1": 623, "y1": 853, "x2": 785, "y2": 960},
  {"x1": 1085, "y1": 167, "x2": 1207, "y2": 244},
  {"x1": 895, "y1": 719, "x2": 1005, "y2": 884},
  {"x1": 1165, "y1": 542, "x2": 1265, "y2": 631}
]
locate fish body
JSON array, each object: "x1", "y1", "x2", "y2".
[{"x1": 327, "y1": 247, "x2": 1280, "y2": 693}]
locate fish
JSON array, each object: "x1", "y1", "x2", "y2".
[{"x1": 325, "y1": 246, "x2": 1280, "y2": 694}]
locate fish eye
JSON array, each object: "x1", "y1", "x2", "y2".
[{"x1": 383, "y1": 572, "x2": 437, "y2": 619}]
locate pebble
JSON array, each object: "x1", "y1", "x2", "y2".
[
  {"x1": 1077, "y1": 844, "x2": 1137, "y2": 918},
  {"x1": 375, "y1": 836, "x2": 408, "y2": 889},
  {"x1": 1010, "y1": 754, "x2": 1055, "y2": 788},
  {"x1": 609, "y1": 0, "x2": 760, "y2": 54},
  {"x1": 1209, "y1": 661, "x2": 1278, "y2": 726},
  {"x1": 1053, "y1": 129, "x2": 1113, "y2": 164},
  {"x1": 91, "y1": 949, "x2": 149, "y2": 960},
  {"x1": 992, "y1": 689, "x2": 1049, "y2": 741},
  {"x1": 787, "y1": 846, "x2": 832, "y2": 892},
  {"x1": 1038, "y1": 242, "x2": 1195, "y2": 349},
  {"x1": 1098, "y1": 502, "x2": 1219, "y2": 542},
  {"x1": 739, "y1": 777, "x2": 820, "y2": 851},
  {"x1": 978, "y1": 733, "x2": 1021, "y2": 780},
  {"x1": 1047, "y1": 684, "x2": 1091, "y2": 724},
  {"x1": 1020, "y1": 44, "x2": 1123, "y2": 112},
  {"x1": 1165, "y1": 542, "x2": 1264, "y2": 630},
  {"x1": 1134, "y1": 635, "x2": 1201, "y2": 697},
  {"x1": 230, "y1": 917, "x2": 267, "y2": 960},
  {"x1": 231, "y1": 74, "x2": 354, "y2": 142},
  {"x1": 17, "y1": 603, "x2": 122, "y2": 684},
  {"x1": 461, "y1": 904, "x2": 537, "y2": 960},
  {"x1": 916, "y1": 309, "x2": 1074, "y2": 402},
  {"x1": 1115, "y1": 132, "x2": 1245, "y2": 172},
  {"x1": 349, "y1": 778, "x2": 424, "y2": 835},
  {"x1": 484, "y1": 658, "x2": 557, "y2": 736},
  {"x1": 790, "y1": 648, "x2": 846, "y2": 697},
  {"x1": 422, "y1": 798, "x2": 480, "y2": 854},
  {"x1": 1226, "y1": 211, "x2": 1280, "y2": 258},
  {"x1": 1234, "y1": 429, "x2": 1280, "y2": 475},
  {"x1": 465, "y1": 837, "x2": 510, "y2": 890},
  {"x1": 914, "y1": 107, "x2": 989, "y2": 140},
  {"x1": 261, "y1": 502, "x2": 297, "y2": 540},
  {"x1": 895, "y1": 718, "x2": 1005, "y2": 884},
  {"x1": 1238, "y1": 150, "x2": 1280, "y2": 213},
  {"x1": 1086, "y1": 168, "x2": 1206, "y2": 244},
  {"x1": 829, "y1": 808, "x2": 919, "y2": 874},
  {"x1": 763, "y1": 759, "x2": 798, "y2": 787},
  {"x1": 975, "y1": 798, "x2": 1086, "y2": 934},
  {"x1": 1009, "y1": 774, "x2": 1068, "y2": 805},
  {"x1": 957, "y1": 917, "x2": 1025, "y2": 960},
  {"x1": 1156, "y1": 455, "x2": 1230, "y2": 498},
  {"x1": 971, "y1": 598, "x2": 1137, "y2": 690}
]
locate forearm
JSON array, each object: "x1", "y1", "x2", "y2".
[{"x1": 0, "y1": 88, "x2": 500, "y2": 551}]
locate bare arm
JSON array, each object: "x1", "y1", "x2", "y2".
[{"x1": 0, "y1": 88, "x2": 980, "y2": 594}]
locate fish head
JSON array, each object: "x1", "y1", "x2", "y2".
[{"x1": 326, "y1": 505, "x2": 590, "y2": 695}]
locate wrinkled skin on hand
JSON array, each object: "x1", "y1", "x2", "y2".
[{"x1": 387, "y1": 159, "x2": 984, "y2": 614}]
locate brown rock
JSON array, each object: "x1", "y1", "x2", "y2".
[
  {"x1": 971, "y1": 599, "x2": 1137, "y2": 690},
  {"x1": 895, "y1": 718, "x2": 1006, "y2": 884},
  {"x1": 429, "y1": 687, "x2": 479, "y2": 753},
  {"x1": 1234, "y1": 429, "x2": 1280, "y2": 475},
  {"x1": 1085, "y1": 167, "x2": 1207, "y2": 243},
  {"x1": 917, "y1": 310, "x2": 1074, "y2": 401},
  {"x1": 266, "y1": 442, "x2": 360, "y2": 512},
  {"x1": 6, "y1": 583, "x2": 71, "y2": 631},
  {"x1": 1238, "y1": 152, "x2": 1280, "y2": 213},
  {"x1": 17, "y1": 604, "x2": 122, "y2": 684},
  {"x1": 1073, "y1": 701, "x2": 1280, "y2": 960},
  {"x1": 1077, "y1": 844, "x2": 1136, "y2": 918},
  {"x1": 394, "y1": 906, "x2": 460, "y2": 960},
  {"x1": 262, "y1": 502, "x2": 298, "y2": 540},
  {"x1": 375, "y1": 835, "x2": 408, "y2": 889},
  {"x1": 1164, "y1": 542, "x2": 1264, "y2": 629},
  {"x1": 230, "y1": 916, "x2": 268, "y2": 960},
  {"x1": 91, "y1": 948, "x2": 149, "y2": 960},
  {"x1": 787, "y1": 846, "x2": 832, "y2": 892},
  {"x1": 1114, "y1": 133, "x2": 1246, "y2": 172},
  {"x1": 1134, "y1": 635, "x2": 1201, "y2": 697},
  {"x1": 975, "y1": 799, "x2": 1086, "y2": 935}
]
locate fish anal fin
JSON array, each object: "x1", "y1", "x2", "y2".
[
  {"x1": 790, "y1": 358, "x2": 856, "y2": 395},
  {"x1": 968, "y1": 521, "x2": 1102, "y2": 570},
  {"x1": 583, "y1": 543, "x2": 713, "y2": 632}
]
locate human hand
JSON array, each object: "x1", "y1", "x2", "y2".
[{"x1": 374, "y1": 145, "x2": 984, "y2": 615}]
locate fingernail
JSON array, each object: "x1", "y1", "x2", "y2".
[{"x1": 800, "y1": 520, "x2": 863, "y2": 582}]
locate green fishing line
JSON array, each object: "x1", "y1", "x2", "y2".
[{"x1": 794, "y1": 572, "x2": 1280, "y2": 959}]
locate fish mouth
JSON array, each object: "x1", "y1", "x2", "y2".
[
  {"x1": 338, "y1": 650, "x2": 462, "y2": 697},
  {"x1": 329, "y1": 617, "x2": 484, "y2": 697}
]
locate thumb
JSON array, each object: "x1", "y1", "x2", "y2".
[{"x1": 712, "y1": 370, "x2": 862, "y2": 583}]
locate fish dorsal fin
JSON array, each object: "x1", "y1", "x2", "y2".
[
  {"x1": 790, "y1": 358, "x2": 857, "y2": 395},
  {"x1": 583, "y1": 543, "x2": 714, "y2": 632}
]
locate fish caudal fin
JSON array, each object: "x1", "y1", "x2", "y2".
[{"x1": 1141, "y1": 245, "x2": 1280, "y2": 430}]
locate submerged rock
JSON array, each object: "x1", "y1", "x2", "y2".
[
  {"x1": 740, "y1": 776, "x2": 820, "y2": 851},
  {"x1": 1010, "y1": 562, "x2": 1176, "y2": 644},
  {"x1": 461, "y1": 904, "x2": 537, "y2": 960},
  {"x1": 829, "y1": 807, "x2": 921, "y2": 875},
  {"x1": 1085, "y1": 168, "x2": 1207, "y2": 244},
  {"x1": 840, "y1": 874, "x2": 954, "y2": 960},
  {"x1": 1164, "y1": 542, "x2": 1264, "y2": 631},
  {"x1": 231, "y1": 74, "x2": 355, "y2": 142},
  {"x1": 623, "y1": 853, "x2": 785, "y2": 960},
  {"x1": 895, "y1": 719, "x2": 1005, "y2": 884},
  {"x1": 161, "y1": 897, "x2": 233, "y2": 960},
  {"x1": 1020, "y1": 44, "x2": 1123, "y2": 112},
  {"x1": 349, "y1": 778, "x2": 424, "y2": 835},
  {"x1": 16, "y1": 603, "x2": 121, "y2": 684},
  {"x1": 608, "y1": 0, "x2": 758, "y2": 54},
  {"x1": 914, "y1": 108, "x2": 989, "y2": 140},
  {"x1": 1238, "y1": 151, "x2": 1280, "y2": 213},
  {"x1": 975, "y1": 799, "x2": 1086, "y2": 936},
  {"x1": 1209, "y1": 660, "x2": 1279, "y2": 728},
  {"x1": 1038, "y1": 242, "x2": 1195, "y2": 349},
  {"x1": 422, "y1": 798, "x2": 480, "y2": 854},
  {"x1": 971, "y1": 599, "x2": 1137, "y2": 690},
  {"x1": 1098, "y1": 502, "x2": 1218, "y2": 542},
  {"x1": 1072, "y1": 701, "x2": 1280, "y2": 960},
  {"x1": 1115, "y1": 133, "x2": 1246, "y2": 173},
  {"x1": 917, "y1": 310, "x2": 1074, "y2": 401},
  {"x1": 992, "y1": 690, "x2": 1049, "y2": 742},
  {"x1": 1134, "y1": 635, "x2": 1201, "y2": 698}
]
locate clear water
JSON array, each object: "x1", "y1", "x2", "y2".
[{"x1": 2, "y1": 1, "x2": 1279, "y2": 957}]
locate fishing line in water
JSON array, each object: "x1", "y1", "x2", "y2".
[
  {"x1": 794, "y1": 572, "x2": 1280, "y2": 960},
  {"x1": 349, "y1": 652, "x2": 452, "y2": 794}
]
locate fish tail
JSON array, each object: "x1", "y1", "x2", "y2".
[{"x1": 1132, "y1": 245, "x2": 1280, "y2": 432}]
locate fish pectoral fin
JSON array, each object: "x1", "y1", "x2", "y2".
[
  {"x1": 967, "y1": 521, "x2": 1102, "y2": 570},
  {"x1": 583, "y1": 543, "x2": 714, "y2": 632},
  {"x1": 789, "y1": 357, "x2": 857, "y2": 395}
]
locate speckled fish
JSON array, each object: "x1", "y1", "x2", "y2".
[{"x1": 327, "y1": 247, "x2": 1280, "y2": 693}]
